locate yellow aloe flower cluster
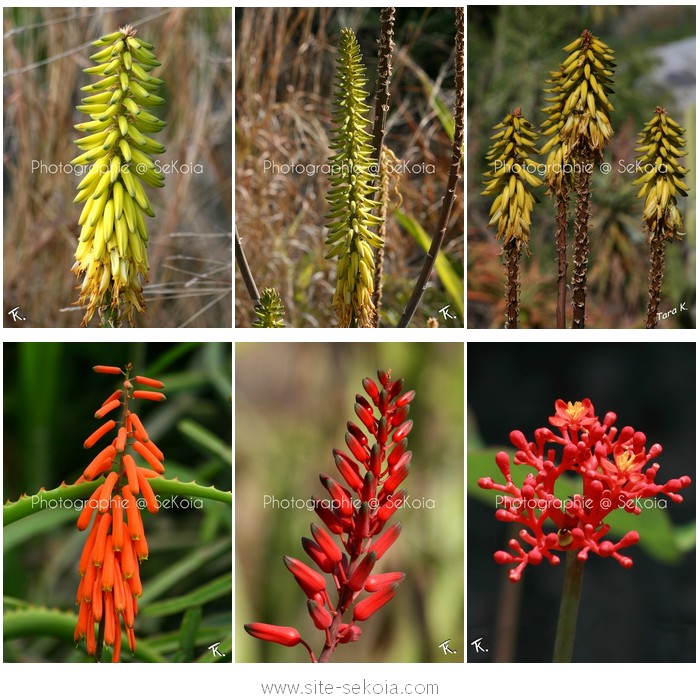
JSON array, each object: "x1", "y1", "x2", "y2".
[
  {"x1": 482, "y1": 108, "x2": 543, "y2": 248},
  {"x1": 72, "y1": 26, "x2": 166, "y2": 327},
  {"x1": 541, "y1": 30, "x2": 615, "y2": 164},
  {"x1": 633, "y1": 107, "x2": 690, "y2": 242},
  {"x1": 325, "y1": 28, "x2": 384, "y2": 328}
]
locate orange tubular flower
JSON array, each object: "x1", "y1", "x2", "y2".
[{"x1": 74, "y1": 362, "x2": 166, "y2": 662}]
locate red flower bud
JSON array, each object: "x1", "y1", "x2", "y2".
[
  {"x1": 284, "y1": 555, "x2": 327, "y2": 597},
  {"x1": 311, "y1": 523, "x2": 342, "y2": 564},
  {"x1": 354, "y1": 402, "x2": 375, "y2": 432},
  {"x1": 376, "y1": 489, "x2": 406, "y2": 524},
  {"x1": 334, "y1": 450, "x2": 364, "y2": 492},
  {"x1": 368, "y1": 522, "x2": 401, "y2": 560},
  {"x1": 364, "y1": 571, "x2": 405, "y2": 592},
  {"x1": 347, "y1": 421, "x2": 368, "y2": 446},
  {"x1": 378, "y1": 389, "x2": 389, "y2": 415},
  {"x1": 362, "y1": 377, "x2": 379, "y2": 404},
  {"x1": 377, "y1": 416, "x2": 389, "y2": 445},
  {"x1": 387, "y1": 438, "x2": 407, "y2": 467},
  {"x1": 377, "y1": 369, "x2": 391, "y2": 387},
  {"x1": 314, "y1": 500, "x2": 345, "y2": 535},
  {"x1": 392, "y1": 420, "x2": 413, "y2": 443},
  {"x1": 348, "y1": 552, "x2": 376, "y2": 591},
  {"x1": 307, "y1": 600, "x2": 333, "y2": 630},
  {"x1": 302, "y1": 537, "x2": 335, "y2": 574},
  {"x1": 245, "y1": 623, "x2": 302, "y2": 647},
  {"x1": 396, "y1": 390, "x2": 416, "y2": 407},
  {"x1": 354, "y1": 501, "x2": 370, "y2": 540},
  {"x1": 361, "y1": 472, "x2": 376, "y2": 502},
  {"x1": 389, "y1": 450, "x2": 411, "y2": 475},
  {"x1": 391, "y1": 404, "x2": 410, "y2": 427},
  {"x1": 338, "y1": 623, "x2": 363, "y2": 643},
  {"x1": 345, "y1": 432, "x2": 369, "y2": 463},
  {"x1": 320, "y1": 474, "x2": 354, "y2": 516},
  {"x1": 93, "y1": 365, "x2": 122, "y2": 375},
  {"x1": 353, "y1": 583, "x2": 399, "y2": 621},
  {"x1": 388, "y1": 377, "x2": 403, "y2": 400},
  {"x1": 133, "y1": 375, "x2": 165, "y2": 389},
  {"x1": 382, "y1": 463, "x2": 410, "y2": 495},
  {"x1": 369, "y1": 443, "x2": 381, "y2": 476}
]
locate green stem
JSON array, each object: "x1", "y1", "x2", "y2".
[
  {"x1": 3, "y1": 478, "x2": 231, "y2": 526},
  {"x1": 552, "y1": 550, "x2": 585, "y2": 662}
]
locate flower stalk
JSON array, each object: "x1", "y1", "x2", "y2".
[{"x1": 552, "y1": 551, "x2": 585, "y2": 662}]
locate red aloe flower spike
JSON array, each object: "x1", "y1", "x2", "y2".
[
  {"x1": 353, "y1": 582, "x2": 400, "y2": 621},
  {"x1": 245, "y1": 370, "x2": 413, "y2": 662}
]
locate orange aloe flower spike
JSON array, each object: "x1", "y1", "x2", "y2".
[
  {"x1": 133, "y1": 440, "x2": 165, "y2": 473},
  {"x1": 136, "y1": 467, "x2": 159, "y2": 513},
  {"x1": 132, "y1": 390, "x2": 166, "y2": 402},
  {"x1": 93, "y1": 365, "x2": 122, "y2": 375},
  {"x1": 84, "y1": 419, "x2": 116, "y2": 449},
  {"x1": 123, "y1": 454, "x2": 140, "y2": 495},
  {"x1": 133, "y1": 375, "x2": 165, "y2": 389}
]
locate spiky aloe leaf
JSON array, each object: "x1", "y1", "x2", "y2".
[
  {"x1": 72, "y1": 26, "x2": 166, "y2": 327},
  {"x1": 325, "y1": 28, "x2": 383, "y2": 328}
]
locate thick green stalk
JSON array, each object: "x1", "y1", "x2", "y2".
[{"x1": 552, "y1": 551, "x2": 585, "y2": 662}]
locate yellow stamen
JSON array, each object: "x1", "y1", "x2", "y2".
[
  {"x1": 615, "y1": 450, "x2": 636, "y2": 473},
  {"x1": 566, "y1": 401, "x2": 585, "y2": 421}
]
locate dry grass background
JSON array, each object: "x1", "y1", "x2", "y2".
[
  {"x1": 3, "y1": 7, "x2": 232, "y2": 328},
  {"x1": 235, "y1": 8, "x2": 464, "y2": 328}
]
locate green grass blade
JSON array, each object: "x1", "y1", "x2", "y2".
[
  {"x1": 141, "y1": 573, "x2": 232, "y2": 617},
  {"x1": 178, "y1": 419, "x2": 233, "y2": 465}
]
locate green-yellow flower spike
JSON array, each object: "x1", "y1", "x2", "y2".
[
  {"x1": 541, "y1": 29, "x2": 616, "y2": 163},
  {"x1": 482, "y1": 108, "x2": 543, "y2": 248},
  {"x1": 634, "y1": 106, "x2": 690, "y2": 242},
  {"x1": 253, "y1": 288, "x2": 286, "y2": 328},
  {"x1": 325, "y1": 28, "x2": 383, "y2": 328},
  {"x1": 72, "y1": 25, "x2": 166, "y2": 327}
]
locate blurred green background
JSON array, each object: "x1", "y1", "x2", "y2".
[
  {"x1": 236, "y1": 342, "x2": 464, "y2": 662},
  {"x1": 467, "y1": 5, "x2": 696, "y2": 328},
  {"x1": 3, "y1": 7, "x2": 232, "y2": 328},
  {"x1": 3, "y1": 342, "x2": 232, "y2": 662}
]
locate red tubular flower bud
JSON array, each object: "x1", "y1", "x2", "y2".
[
  {"x1": 244, "y1": 623, "x2": 302, "y2": 647},
  {"x1": 356, "y1": 394, "x2": 373, "y2": 412},
  {"x1": 382, "y1": 463, "x2": 410, "y2": 495},
  {"x1": 348, "y1": 552, "x2": 376, "y2": 591},
  {"x1": 84, "y1": 420, "x2": 116, "y2": 449},
  {"x1": 302, "y1": 537, "x2": 335, "y2": 574},
  {"x1": 376, "y1": 489, "x2": 406, "y2": 524},
  {"x1": 377, "y1": 369, "x2": 391, "y2": 387},
  {"x1": 387, "y1": 438, "x2": 407, "y2": 468},
  {"x1": 307, "y1": 600, "x2": 333, "y2": 630},
  {"x1": 389, "y1": 450, "x2": 411, "y2": 475},
  {"x1": 314, "y1": 500, "x2": 345, "y2": 535},
  {"x1": 144, "y1": 438, "x2": 165, "y2": 462},
  {"x1": 369, "y1": 443, "x2": 381, "y2": 476},
  {"x1": 128, "y1": 411, "x2": 150, "y2": 443},
  {"x1": 311, "y1": 523, "x2": 342, "y2": 564},
  {"x1": 284, "y1": 556, "x2": 327, "y2": 597},
  {"x1": 92, "y1": 512, "x2": 112, "y2": 567},
  {"x1": 338, "y1": 623, "x2": 363, "y2": 643},
  {"x1": 93, "y1": 365, "x2": 122, "y2": 375},
  {"x1": 133, "y1": 375, "x2": 165, "y2": 389},
  {"x1": 391, "y1": 404, "x2": 410, "y2": 428},
  {"x1": 396, "y1": 390, "x2": 416, "y2": 407},
  {"x1": 377, "y1": 416, "x2": 389, "y2": 445},
  {"x1": 77, "y1": 482, "x2": 103, "y2": 531},
  {"x1": 353, "y1": 582, "x2": 399, "y2": 621},
  {"x1": 136, "y1": 468, "x2": 159, "y2": 513},
  {"x1": 79, "y1": 517, "x2": 101, "y2": 573},
  {"x1": 334, "y1": 450, "x2": 364, "y2": 492},
  {"x1": 378, "y1": 389, "x2": 389, "y2": 415},
  {"x1": 368, "y1": 522, "x2": 401, "y2": 560},
  {"x1": 364, "y1": 571, "x2": 405, "y2": 592},
  {"x1": 112, "y1": 495, "x2": 124, "y2": 551},
  {"x1": 392, "y1": 420, "x2": 413, "y2": 443},
  {"x1": 354, "y1": 501, "x2": 370, "y2": 540},
  {"x1": 361, "y1": 472, "x2": 376, "y2": 502},
  {"x1": 354, "y1": 402, "x2": 375, "y2": 432},
  {"x1": 97, "y1": 471, "x2": 119, "y2": 513},
  {"x1": 362, "y1": 377, "x2": 380, "y2": 404},
  {"x1": 95, "y1": 399, "x2": 121, "y2": 419},
  {"x1": 123, "y1": 453, "x2": 140, "y2": 495},
  {"x1": 320, "y1": 474, "x2": 353, "y2": 516},
  {"x1": 345, "y1": 432, "x2": 368, "y2": 463},
  {"x1": 132, "y1": 390, "x2": 166, "y2": 402},
  {"x1": 115, "y1": 426, "x2": 127, "y2": 453},
  {"x1": 347, "y1": 421, "x2": 368, "y2": 446},
  {"x1": 388, "y1": 377, "x2": 403, "y2": 400}
]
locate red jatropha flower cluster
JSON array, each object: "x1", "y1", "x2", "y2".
[
  {"x1": 74, "y1": 364, "x2": 166, "y2": 662},
  {"x1": 245, "y1": 370, "x2": 415, "y2": 662},
  {"x1": 479, "y1": 399, "x2": 691, "y2": 582}
]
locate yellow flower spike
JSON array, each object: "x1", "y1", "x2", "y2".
[{"x1": 72, "y1": 25, "x2": 165, "y2": 327}]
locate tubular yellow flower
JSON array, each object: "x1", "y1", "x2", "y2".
[
  {"x1": 72, "y1": 26, "x2": 166, "y2": 327},
  {"x1": 325, "y1": 28, "x2": 384, "y2": 328}
]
